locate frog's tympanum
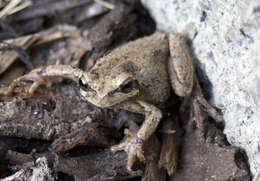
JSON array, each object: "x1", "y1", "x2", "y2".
[{"x1": 3, "y1": 32, "x2": 222, "y2": 175}]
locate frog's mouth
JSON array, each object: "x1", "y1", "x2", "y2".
[{"x1": 80, "y1": 88, "x2": 139, "y2": 107}]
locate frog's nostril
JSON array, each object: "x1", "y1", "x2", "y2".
[{"x1": 97, "y1": 92, "x2": 106, "y2": 99}]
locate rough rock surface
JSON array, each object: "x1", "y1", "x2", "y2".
[{"x1": 141, "y1": 0, "x2": 260, "y2": 179}]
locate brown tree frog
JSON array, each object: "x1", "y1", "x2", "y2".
[{"x1": 2, "y1": 32, "x2": 222, "y2": 175}]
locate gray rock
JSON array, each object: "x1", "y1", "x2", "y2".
[{"x1": 141, "y1": 0, "x2": 260, "y2": 179}]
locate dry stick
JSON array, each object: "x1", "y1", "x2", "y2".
[
  {"x1": 0, "y1": 0, "x2": 32, "y2": 18},
  {"x1": 0, "y1": 41, "x2": 34, "y2": 70},
  {"x1": 0, "y1": 0, "x2": 22, "y2": 18},
  {"x1": 0, "y1": 34, "x2": 38, "y2": 75},
  {"x1": 159, "y1": 116, "x2": 181, "y2": 175},
  {"x1": 6, "y1": 0, "x2": 32, "y2": 15},
  {"x1": 142, "y1": 135, "x2": 166, "y2": 181},
  {"x1": 6, "y1": 0, "x2": 93, "y2": 22},
  {"x1": 0, "y1": 28, "x2": 75, "y2": 75},
  {"x1": 93, "y1": 0, "x2": 115, "y2": 10}
]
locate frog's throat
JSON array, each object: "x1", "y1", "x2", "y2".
[{"x1": 80, "y1": 89, "x2": 139, "y2": 108}]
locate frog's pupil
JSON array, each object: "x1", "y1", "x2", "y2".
[
  {"x1": 120, "y1": 81, "x2": 134, "y2": 93},
  {"x1": 123, "y1": 81, "x2": 132, "y2": 89},
  {"x1": 79, "y1": 79, "x2": 85, "y2": 86},
  {"x1": 79, "y1": 79, "x2": 89, "y2": 90}
]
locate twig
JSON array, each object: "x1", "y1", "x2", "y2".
[
  {"x1": 0, "y1": 41, "x2": 34, "y2": 70},
  {"x1": 0, "y1": 0, "x2": 32, "y2": 18},
  {"x1": 0, "y1": 0, "x2": 21, "y2": 18},
  {"x1": 93, "y1": 0, "x2": 115, "y2": 10},
  {"x1": 7, "y1": 0, "x2": 32, "y2": 15}
]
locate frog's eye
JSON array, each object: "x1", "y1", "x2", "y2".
[
  {"x1": 79, "y1": 78, "x2": 86, "y2": 86},
  {"x1": 121, "y1": 81, "x2": 133, "y2": 89},
  {"x1": 120, "y1": 80, "x2": 137, "y2": 93},
  {"x1": 79, "y1": 78, "x2": 91, "y2": 91}
]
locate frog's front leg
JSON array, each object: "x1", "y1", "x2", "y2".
[
  {"x1": 2, "y1": 65, "x2": 89, "y2": 96},
  {"x1": 111, "y1": 100, "x2": 162, "y2": 175}
]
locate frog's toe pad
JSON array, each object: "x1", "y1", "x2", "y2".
[{"x1": 110, "y1": 135, "x2": 145, "y2": 175}]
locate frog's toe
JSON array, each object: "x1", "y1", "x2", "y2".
[
  {"x1": 110, "y1": 141, "x2": 128, "y2": 153},
  {"x1": 130, "y1": 136, "x2": 145, "y2": 161},
  {"x1": 127, "y1": 152, "x2": 143, "y2": 176},
  {"x1": 27, "y1": 78, "x2": 46, "y2": 95},
  {"x1": 125, "y1": 136, "x2": 145, "y2": 175},
  {"x1": 197, "y1": 96, "x2": 223, "y2": 123},
  {"x1": 3, "y1": 77, "x2": 25, "y2": 96},
  {"x1": 3, "y1": 69, "x2": 48, "y2": 96},
  {"x1": 110, "y1": 129, "x2": 145, "y2": 175},
  {"x1": 110, "y1": 129, "x2": 136, "y2": 153}
]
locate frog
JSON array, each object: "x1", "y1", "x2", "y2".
[{"x1": 2, "y1": 32, "x2": 222, "y2": 175}]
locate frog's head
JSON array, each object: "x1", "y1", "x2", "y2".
[{"x1": 79, "y1": 65, "x2": 139, "y2": 108}]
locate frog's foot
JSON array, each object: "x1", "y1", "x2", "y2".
[
  {"x1": 3, "y1": 67, "x2": 49, "y2": 97},
  {"x1": 111, "y1": 129, "x2": 145, "y2": 176},
  {"x1": 196, "y1": 96, "x2": 223, "y2": 123},
  {"x1": 193, "y1": 78, "x2": 223, "y2": 123},
  {"x1": 191, "y1": 97, "x2": 224, "y2": 142}
]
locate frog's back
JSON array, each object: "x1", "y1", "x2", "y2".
[
  {"x1": 131, "y1": 32, "x2": 171, "y2": 104},
  {"x1": 91, "y1": 32, "x2": 171, "y2": 104}
]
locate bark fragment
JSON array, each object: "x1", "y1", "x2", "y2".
[
  {"x1": 159, "y1": 116, "x2": 181, "y2": 175},
  {"x1": 170, "y1": 121, "x2": 251, "y2": 181}
]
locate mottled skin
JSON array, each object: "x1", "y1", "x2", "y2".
[{"x1": 2, "y1": 32, "x2": 222, "y2": 175}]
